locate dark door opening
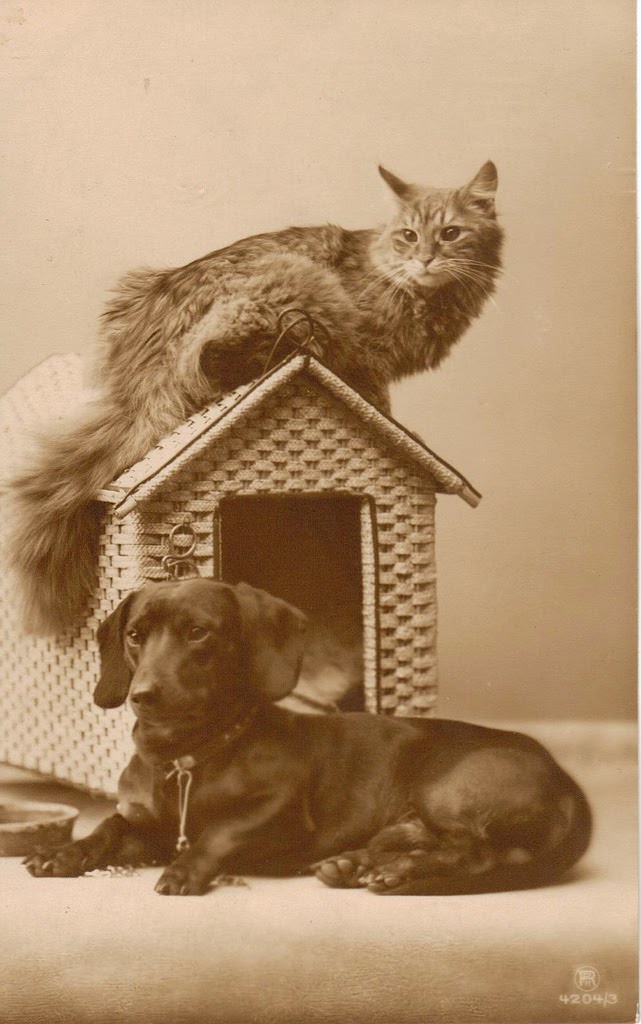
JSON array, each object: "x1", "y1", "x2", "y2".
[{"x1": 217, "y1": 495, "x2": 364, "y2": 709}]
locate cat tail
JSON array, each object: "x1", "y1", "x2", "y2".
[{"x1": 5, "y1": 400, "x2": 154, "y2": 635}]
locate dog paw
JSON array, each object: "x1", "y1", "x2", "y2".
[
  {"x1": 361, "y1": 852, "x2": 427, "y2": 893},
  {"x1": 24, "y1": 843, "x2": 92, "y2": 878},
  {"x1": 363, "y1": 871, "x2": 405, "y2": 893},
  {"x1": 314, "y1": 850, "x2": 371, "y2": 888},
  {"x1": 155, "y1": 861, "x2": 210, "y2": 896}
]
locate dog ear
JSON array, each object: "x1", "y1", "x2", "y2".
[
  {"x1": 233, "y1": 583, "x2": 307, "y2": 701},
  {"x1": 93, "y1": 594, "x2": 134, "y2": 708}
]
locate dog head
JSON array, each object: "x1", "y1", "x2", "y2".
[{"x1": 93, "y1": 579, "x2": 307, "y2": 718}]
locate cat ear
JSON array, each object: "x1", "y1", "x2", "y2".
[
  {"x1": 378, "y1": 165, "x2": 417, "y2": 203},
  {"x1": 462, "y1": 161, "x2": 498, "y2": 212}
]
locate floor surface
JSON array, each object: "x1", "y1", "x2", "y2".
[{"x1": 0, "y1": 720, "x2": 637, "y2": 1024}]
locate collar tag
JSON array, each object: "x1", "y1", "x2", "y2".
[
  {"x1": 165, "y1": 760, "x2": 195, "y2": 854},
  {"x1": 161, "y1": 707, "x2": 260, "y2": 854},
  {"x1": 173, "y1": 754, "x2": 196, "y2": 771}
]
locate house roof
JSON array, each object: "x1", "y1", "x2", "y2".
[{"x1": 97, "y1": 354, "x2": 481, "y2": 516}]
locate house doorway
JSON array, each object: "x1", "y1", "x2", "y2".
[{"x1": 216, "y1": 494, "x2": 367, "y2": 709}]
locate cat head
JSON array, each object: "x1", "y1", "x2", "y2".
[{"x1": 372, "y1": 162, "x2": 503, "y2": 292}]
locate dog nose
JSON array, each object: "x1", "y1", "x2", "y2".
[{"x1": 130, "y1": 685, "x2": 159, "y2": 707}]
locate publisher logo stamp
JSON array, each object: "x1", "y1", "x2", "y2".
[
  {"x1": 574, "y1": 966, "x2": 601, "y2": 992},
  {"x1": 558, "y1": 964, "x2": 618, "y2": 1009}
]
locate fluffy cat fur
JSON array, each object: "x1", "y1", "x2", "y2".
[{"x1": 7, "y1": 162, "x2": 503, "y2": 634}]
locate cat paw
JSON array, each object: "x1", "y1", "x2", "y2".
[{"x1": 314, "y1": 850, "x2": 371, "y2": 888}]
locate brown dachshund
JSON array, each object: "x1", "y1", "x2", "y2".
[{"x1": 25, "y1": 579, "x2": 591, "y2": 896}]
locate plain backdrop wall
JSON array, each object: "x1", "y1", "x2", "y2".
[{"x1": 0, "y1": 0, "x2": 635, "y2": 719}]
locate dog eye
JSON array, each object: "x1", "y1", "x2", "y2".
[
  {"x1": 126, "y1": 629, "x2": 142, "y2": 646},
  {"x1": 402, "y1": 228, "x2": 418, "y2": 243},
  {"x1": 187, "y1": 625, "x2": 210, "y2": 642},
  {"x1": 441, "y1": 225, "x2": 461, "y2": 241}
]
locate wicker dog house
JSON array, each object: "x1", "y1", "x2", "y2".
[{"x1": 0, "y1": 352, "x2": 480, "y2": 794}]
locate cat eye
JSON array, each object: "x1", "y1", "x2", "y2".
[
  {"x1": 187, "y1": 625, "x2": 210, "y2": 642},
  {"x1": 440, "y1": 226, "x2": 461, "y2": 242},
  {"x1": 402, "y1": 228, "x2": 418, "y2": 243}
]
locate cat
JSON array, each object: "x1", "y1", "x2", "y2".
[{"x1": 6, "y1": 162, "x2": 503, "y2": 634}]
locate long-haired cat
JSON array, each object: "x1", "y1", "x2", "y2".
[{"x1": 7, "y1": 162, "x2": 503, "y2": 634}]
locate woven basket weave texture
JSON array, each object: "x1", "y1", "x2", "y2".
[
  {"x1": 0, "y1": 355, "x2": 438, "y2": 795},
  {"x1": 0, "y1": 355, "x2": 130, "y2": 793}
]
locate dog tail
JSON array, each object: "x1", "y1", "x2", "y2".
[
  {"x1": 379, "y1": 776, "x2": 592, "y2": 896},
  {"x1": 5, "y1": 399, "x2": 158, "y2": 634}
]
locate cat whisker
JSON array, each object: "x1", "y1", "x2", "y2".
[
  {"x1": 358, "y1": 267, "x2": 411, "y2": 314},
  {"x1": 445, "y1": 267, "x2": 500, "y2": 310},
  {"x1": 443, "y1": 264, "x2": 485, "y2": 287},
  {"x1": 357, "y1": 268, "x2": 402, "y2": 303},
  {"x1": 444, "y1": 263, "x2": 495, "y2": 289},
  {"x1": 444, "y1": 270, "x2": 478, "y2": 304},
  {"x1": 383, "y1": 273, "x2": 413, "y2": 313},
  {"x1": 380, "y1": 268, "x2": 413, "y2": 297},
  {"x1": 447, "y1": 257, "x2": 500, "y2": 270},
  {"x1": 447, "y1": 257, "x2": 511, "y2": 283},
  {"x1": 445, "y1": 259, "x2": 493, "y2": 278}
]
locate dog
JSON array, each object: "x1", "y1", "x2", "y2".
[{"x1": 25, "y1": 579, "x2": 591, "y2": 896}]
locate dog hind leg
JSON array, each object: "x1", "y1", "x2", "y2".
[
  {"x1": 313, "y1": 849, "x2": 374, "y2": 888},
  {"x1": 315, "y1": 814, "x2": 498, "y2": 892},
  {"x1": 314, "y1": 815, "x2": 447, "y2": 889}
]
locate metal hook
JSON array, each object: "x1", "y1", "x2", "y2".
[
  {"x1": 261, "y1": 307, "x2": 324, "y2": 376},
  {"x1": 161, "y1": 522, "x2": 199, "y2": 580}
]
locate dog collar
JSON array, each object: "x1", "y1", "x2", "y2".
[{"x1": 164, "y1": 705, "x2": 260, "y2": 853}]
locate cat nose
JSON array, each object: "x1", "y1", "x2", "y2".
[{"x1": 422, "y1": 255, "x2": 435, "y2": 267}]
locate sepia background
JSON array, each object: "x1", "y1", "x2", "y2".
[{"x1": 0, "y1": 0, "x2": 635, "y2": 721}]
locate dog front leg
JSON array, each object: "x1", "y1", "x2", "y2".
[
  {"x1": 155, "y1": 797, "x2": 288, "y2": 896},
  {"x1": 154, "y1": 823, "x2": 255, "y2": 896},
  {"x1": 25, "y1": 813, "x2": 163, "y2": 878}
]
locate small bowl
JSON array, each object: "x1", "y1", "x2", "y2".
[{"x1": 0, "y1": 800, "x2": 79, "y2": 856}]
